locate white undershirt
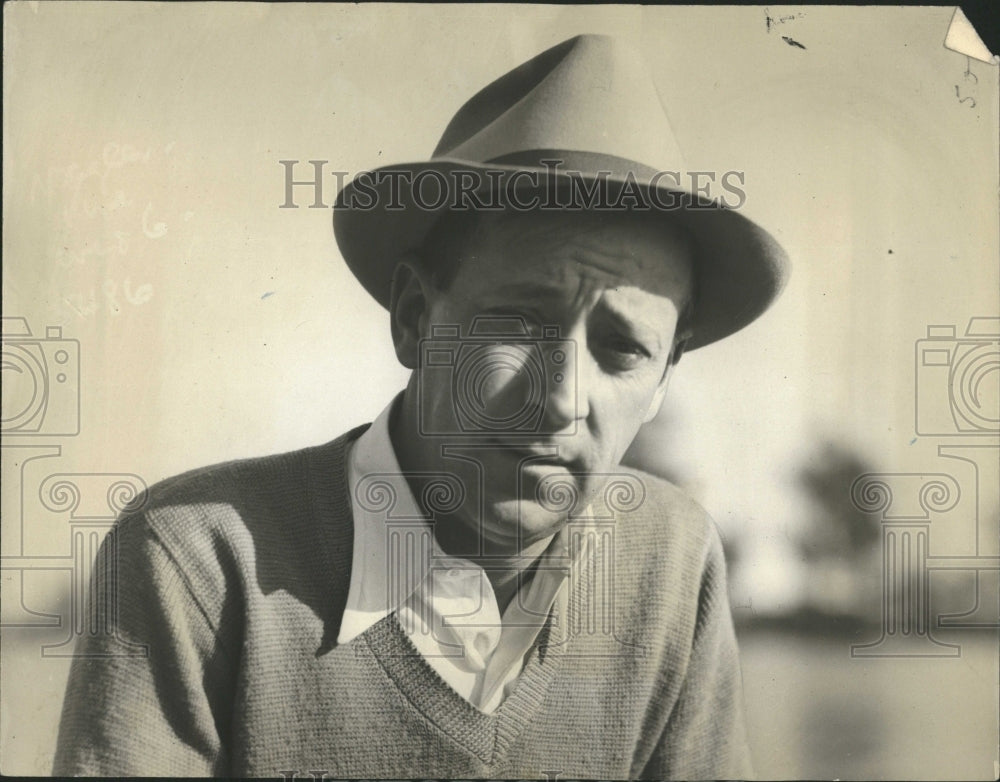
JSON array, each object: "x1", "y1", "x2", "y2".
[{"x1": 337, "y1": 398, "x2": 590, "y2": 713}]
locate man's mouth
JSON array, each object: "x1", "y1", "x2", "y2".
[{"x1": 480, "y1": 438, "x2": 579, "y2": 468}]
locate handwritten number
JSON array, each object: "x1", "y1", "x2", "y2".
[{"x1": 955, "y1": 84, "x2": 977, "y2": 108}]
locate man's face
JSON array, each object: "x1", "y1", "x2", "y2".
[{"x1": 401, "y1": 210, "x2": 694, "y2": 554}]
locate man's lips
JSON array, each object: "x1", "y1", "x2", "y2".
[
  {"x1": 454, "y1": 440, "x2": 590, "y2": 512},
  {"x1": 478, "y1": 438, "x2": 582, "y2": 470}
]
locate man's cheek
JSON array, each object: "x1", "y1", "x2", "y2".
[{"x1": 591, "y1": 417, "x2": 636, "y2": 468}]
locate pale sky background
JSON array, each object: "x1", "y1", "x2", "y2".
[{"x1": 2, "y1": 3, "x2": 998, "y2": 776}]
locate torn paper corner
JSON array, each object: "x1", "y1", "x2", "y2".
[{"x1": 944, "y1": 7, "x2": 999, "y2": 65}]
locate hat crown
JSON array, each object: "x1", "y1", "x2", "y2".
[{"x1": 434, "y1": 35, "x2": 686, "y2": 171}]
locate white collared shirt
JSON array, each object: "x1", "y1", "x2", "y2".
[{"x1": 338, "y1": 399, "x2": 589, "y2": 713}]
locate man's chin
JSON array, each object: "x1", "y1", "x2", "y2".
[{"x1": 479, "y1": 498, "x2": 573, "y2": 554}]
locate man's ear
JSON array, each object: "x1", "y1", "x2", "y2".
[{"x1": 389, "y1": 256, "x2": 432, "y2": 369}]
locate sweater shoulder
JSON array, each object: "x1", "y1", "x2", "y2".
[
  {"x1": 599, "y1": 465, "x2": 729, "y2": 623},
  {"x1": 110, "y1": 426, "x2": 367, "y2": 633},
  {"x1": 127, "y1": 442, "x2": 319, "y2": 551},
  {"x1": 135, "y1": 434, "x2": 344, "y2": 513},
  {"x1": 129, "y1": 425, "x2": 367, "y2": 534},
  {"x1": 610, "y1": 465, "x2": 722, "y2": 563}
]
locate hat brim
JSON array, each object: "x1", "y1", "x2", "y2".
[{"x1": 333, "y1": 154, "x2": 789, "y2": 351}]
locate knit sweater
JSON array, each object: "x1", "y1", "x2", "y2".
[{"x1": 52, "y1": 426, "x2": 753, "y2": 779}]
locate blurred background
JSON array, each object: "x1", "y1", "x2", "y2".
[{"x1": 3, "y1": 4, "x2": 998, "y2": 778}]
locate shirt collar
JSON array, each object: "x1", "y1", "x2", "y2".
[{"x1": 338, "y1": 396, "x2": 421, "y2": 643}]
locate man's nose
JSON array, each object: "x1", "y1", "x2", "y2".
[{"x1": 538, "y1": 340, "x2": 587, "y2": 432}]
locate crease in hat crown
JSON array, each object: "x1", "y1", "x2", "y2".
[
  {"x1": 434, "y1": 34, "x2": 687, "y2": 172},
  {"x1": 333, "y1": 33, "x2": 791, "y2": 351}
]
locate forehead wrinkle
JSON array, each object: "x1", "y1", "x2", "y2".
[
  {"x1": 480, "y1": 264, "x2": 670, "y2": 341},
  {"x1": 566, "y1": 231, "x2": 650, "y2": 276},
  {"x1": 567, "y1": 272, "x2": 607, "y2": 314},
  {"x1": 459, "y1": 212, "x2": 693, "y2": 316},
  {"x1": 477, "y1": 275, "x2": 606, "y2": 327},
  {"x1": 510, "y1": 258, "x2": 620, "y2": 317},
  {"x1": 486, "y1": 211, "x2": 651, "y2": 274}
]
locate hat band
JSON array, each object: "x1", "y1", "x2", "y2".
[{"x1": 479, "y1": 149, "x2": 665, "y2": 184}]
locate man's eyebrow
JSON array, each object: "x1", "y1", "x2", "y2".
[
  {"x1": 477, "y1": 283, "x2": 669, "y2": 348},
  {"x1": 592, "y1": 299, "x2": 665, "y2": 352}
]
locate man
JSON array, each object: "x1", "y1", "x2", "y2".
[{"x1": 54, "y1": 34, "x2": 788, "y2": 778}]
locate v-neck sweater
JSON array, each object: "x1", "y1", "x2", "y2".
[{"x1": 53, "y1": 425, "x2": 753, "y2": 779}]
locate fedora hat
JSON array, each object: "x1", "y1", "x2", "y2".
[{"x1": 333, "y1": 34, "x2": 789, "y2": 350}]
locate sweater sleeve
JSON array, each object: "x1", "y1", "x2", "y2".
[
  {"x1": 641, "y1": 527, "x2": 754, "y2": 780},
  {"x1": 52, "y1": 512, "x2": 234, "y2": 776}
]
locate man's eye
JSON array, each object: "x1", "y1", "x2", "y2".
[
  {"x1": 611, "y1": 340, "x2": 645, "y2": 355},
  {"x1": 595, "y1": 336, "x2": 650, "y2": 368}
]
